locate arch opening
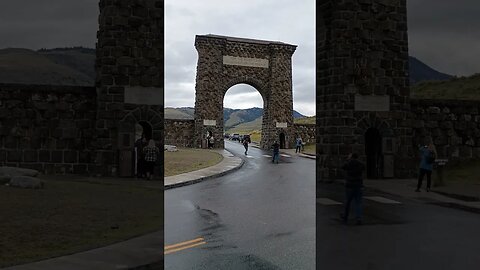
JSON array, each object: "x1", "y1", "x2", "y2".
[
  {"x1": 365, "y1": 128, "x2": 382, "y2": 179},
  {"x1": 279, "y1": 132, "x2": 286, "y2": 149},
  {"x1": 223, "y1": 83, "x2": 265, "y2": 147},
  {"x1": 133, "y1": 121, "x2": 153, "y2": 177},
  {"x1": 135, "y1": 121, "x2": 153, "y2": 142}
]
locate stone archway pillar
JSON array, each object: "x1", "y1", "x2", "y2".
[
  {"x1": 317, "y1": 0, "x2": 412, "y2": 180},
  {"x1": 193, "y1": 34, "x2": 297, "y2": 150}
]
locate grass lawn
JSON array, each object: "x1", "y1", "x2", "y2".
[
  {"x1": 0, "y1": 177, "x2": 163, "y2": 268},
  {"x1": 164, "y1": 148, "x2": 223, "y2": 177},
  {"x1": 411, "y1": 74, "x2": 480, "y2": 100},
  {"x1": 302, "y1": 143, "x2": 316, "y2": 155},
  {"x1": 442, "y1": 159, "x2": 480, "y2": 184},
  {"x1": 249, "y1": 131, "x2": 261, "y2": 143}
]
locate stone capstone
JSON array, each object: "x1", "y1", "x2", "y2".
[
  {"x1": 164, "y1": 145, "x2": 178, "y2": 152},
  {"x1": 8, "y1": 176, "x2": 44, "y2": 189},
  {"x1": 0, "y1": 166, "x2": 39, "y2": 179}
]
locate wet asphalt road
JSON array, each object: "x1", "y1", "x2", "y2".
[
  {"x1": 317, "y1": 182, "x2": 480, "y2": 270},
  {"x1": 165, "y1": 140, "x2": 315, "y2": 270}
]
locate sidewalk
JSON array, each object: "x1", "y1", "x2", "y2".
[
  {"x1": 2, "y1": 231, "x2": 163, "y2": 270},
  {"x1": 250, "y1": 143, "x2": 316, "y2": 160},
  {"x1": 280, "y1": 148, "x2": 316, "y2": 160},
  {"x1": 164, "y1": 148, "x2": 244, "y2": 189},
  {"x1": 362, "y1": 178, "x2": 480, "y2": 213}
]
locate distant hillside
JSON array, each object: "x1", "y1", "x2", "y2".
[
  {"x1": 409, "y1": 57, "x2": 452, "y2": 85},
  {"x1": 412, "y1": 73, "x2": 480, "y2": 100},
  {"x1": 224, "y1": 107, "x2": 263, "y2": 129},
  {"x1": 227, "y1": 116, "x2": 263, "y2": 134},
  {"x1": 164, "y1": 108, "x2": 193, "y2": 119},
  {"x1": 165, "y1": 107, "x2": 307, "y2": 133},
  {"x1": 0, "y1": 48, "x2": 94, "y2": 86},
  {"x1": 39, "y1": 47, "x2": 96, "y2": 80},
  {"x1": 0, "y1": 47, "x2": 457, "y2": 88},
  {"x1": 294, "y1": 116, "x2": 315, "y2": 125}
]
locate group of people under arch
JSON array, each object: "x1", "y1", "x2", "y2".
[{"x1": 134, "y1": 132, "x2": 160, "y2": 180}]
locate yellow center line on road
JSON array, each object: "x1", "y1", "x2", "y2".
[{"x1": 164, "y1": 237, "x2": 206, "y2": 255}]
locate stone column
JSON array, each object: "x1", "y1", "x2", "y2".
[
  {"x1": 193, "y1": 36, "x2": 225, "y2": 149},
  {"x1": 262, "y1": 44, "x2": 297, "y2": 149},
  {"x1": 95, "y1": 0, "x2": 163, "y2": 176},
  {"x1": 317, "y1": 0, "x2": 411, "y2": 180}
]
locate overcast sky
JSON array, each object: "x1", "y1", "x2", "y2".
[
  {"x1": 1, "y1": 0, "x2": 479, "y2": 116},
  {"x1": 165, "y1": 0, "x2": 315, "y2": 116}
]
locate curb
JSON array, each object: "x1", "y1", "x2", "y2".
[
  {"x1": 128, "y1": 260, "x2": 163, "y2": 270},
  {"x1": 164, "y1": 150, "x2": 244, "y2": 190},
  {"x1": 431, "y1": 190, "x2": 479, "y2": 202},
  {"x1": 428, "y1": 201, "x2": 480, "y2": 214}
]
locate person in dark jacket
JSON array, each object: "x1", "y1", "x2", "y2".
[
  {"x1": 134, "y1": 134, "x2": 148, "y2": 178},
  {"x1": 416, "y1": 143, "x2": 437, "y2": 192},
  {"x1": 341, "y1": 153, "x2": 366, "y2": 225},
  {"x1": 242, "y1": 137, "x2": 249, "y2": 155},
  {"x1": 272, "y1": 141, "x2": 280, "y2": 164}
]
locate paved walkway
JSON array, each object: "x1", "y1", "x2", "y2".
[
  {"x1": 363, "y1": 178, "x2": 480, "y2": 212},
  {"x1": 164, "y1": 148, "x2": 243, "y2": 189}
]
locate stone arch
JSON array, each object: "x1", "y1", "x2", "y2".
[
  {"x1": 119, "y1": 106, "x2": 163, "y2": 141},
  {"x1": 357, "y1": 116, "x2": 396, "y2": 179},
  {"x1": 193, "y1": 34, "x2": 297, "y2": 149},
  {"x1": 222, "y1": 76, "x2": 267, "y2": 98},
  {"x1": 116, "y1": 106, "x2": 163, "y2": 177},
  {"x1": 357, "y1": 115, "x2": 394, "y2": 138}
]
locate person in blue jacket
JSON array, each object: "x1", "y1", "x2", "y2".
[
  {"x1": 416, "y1": 143, "x2": 437, "y2": 192},
  {"x1": 340, "y1": 153, "x2": 365, "y2": 225}
]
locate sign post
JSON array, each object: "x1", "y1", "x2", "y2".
[{"x1": 434, "y1": 159, "x2": 448, "y2": 187}]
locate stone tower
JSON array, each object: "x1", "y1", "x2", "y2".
[
  {"x1": 317, "y1": 0, "x2": 412, "y2": 180},
  {"x1": 193, "y1": 35, "x2": 297, "y2": 149},
  {"x1": 95, "y1": 0, "x2": 164, "y2": 176}
]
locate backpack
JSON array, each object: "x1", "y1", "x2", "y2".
[{"x1": 426, "y1": 150, "x2": 435, "y2": 164}]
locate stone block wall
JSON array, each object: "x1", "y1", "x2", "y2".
[
  {"x1": 411, "y1": 99, "x2": 480, "y2": 166},
  {"x1": 164, "y1": 119, "x2": 195, "y2": 147},
  {"x1": 0, "y1": 84, "x2": 96, "y2": 174},
  {"x1": 293, "y1": 124, "x2": 316, "y2": 144}
]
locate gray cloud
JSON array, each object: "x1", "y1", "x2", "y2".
[
  {"x1": 0, "y1": 0, "x2": 478, "y2": 114},
  {"x1": 0, "y1": 0, "x2": 98, "y2": 49},
  {"x1": 165, "y1": 0, "x2": 316, "y2": 116},
  {"x1": 408, "y1": 0, "x2": 480, "y2": 75}
]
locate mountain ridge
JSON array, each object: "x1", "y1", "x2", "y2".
[{"x1": 0, "y1": 47, "x2": 455, "y2": 87}]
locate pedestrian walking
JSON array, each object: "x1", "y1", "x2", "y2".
[
  {"x1": 272, "y1": 140, "x2": 280, "y2": 164},
  {"x1": 143, "y1": 139, "x2": 160, "y2": 180},
  {"x1": 208, "y1": 135, "x2": 214, "y2": 149},
  {"x1": 416, "y1": 143, "x2": 437, "y2": 192},
  {"x1": 134, "y1": 134, "x2": 148, "y2": 178},
  {"x1": 242, "y1": 137, "x2": 249, "y2": 155},
  {"x1": 295, "y1": 136, "x2": 303, "y2": 153},
  {"x1": 340, "y1": 153, "x2": 366, "y2": 225}
]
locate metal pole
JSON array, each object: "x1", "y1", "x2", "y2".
[{"x1": 134, "y1": 148, "x2": 137, "y2": 177}]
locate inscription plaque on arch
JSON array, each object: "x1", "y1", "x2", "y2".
[
  {"x1": 124, "y1": 86, "x2": 163, "y2": 105},
  {"x1": 276, "y1": 122, "x2": 288, "y2": 128},
  {"x1": 354, "y1": 94, "x2": 390, "y2": 111},
  {"x1": 223, "y1": 55, "x2": 269, "y2": 68},
  {"x1": 203, "y1": 120, "x2": 216, "y2": 126}
]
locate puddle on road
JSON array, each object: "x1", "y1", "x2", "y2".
[
  {"x1": 180, "y1": 200, "x2": 197, "y2": 211},
  {"x1": 200, "y1": 254, "x2": 281, "y2": 270}
]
